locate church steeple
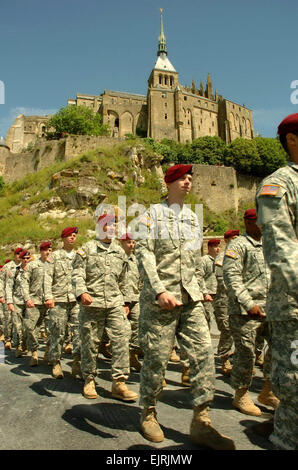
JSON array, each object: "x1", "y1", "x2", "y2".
[{"x1": 158, "y1": 9, "x2": 167, "y2": 56}]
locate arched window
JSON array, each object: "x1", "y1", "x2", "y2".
[{"x1": 159, "y1": 75, "x2": 162, "y2": 85}]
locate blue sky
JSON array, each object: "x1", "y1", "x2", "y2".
[{"x1": 1, "y1": 0, "x2": 298, "y2": 139}]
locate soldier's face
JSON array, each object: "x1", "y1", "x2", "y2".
[
  {"x1": 121, "y1": 239, "x2": 135, "y2": 255},
  {"x1": 40, "y1": 249, "x2": 51, "y2": 261},
  {"x1": 286, "y1": 133, "x2": 298, "y2": 163},
  {"x1": 245, "y1": 220, "x2": 262, "y2": 240},
  {"x1": 208, "y1": 245, "x2": 220, "y2": 257},
  {"x1": 103, "y1": 222, "x2": 116, "y2": 239},
  {"x1": 64, "y1": 233, "x2": 77, "y2": 246},
  {"x1": 168, "y1": 174, "x2": 192, "y2": 196}
]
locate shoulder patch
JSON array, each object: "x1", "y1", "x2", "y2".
[
  {"x1": 139, "y1": 216, "x2": 153, "y2": 227},
  {"x1": 76, "y1": 248, "x2": 86, "y2": 257},
  {"x1": 259, "y1": 184, "x2": 280, "y2": 196},
  {"x1": 215, "y1": 260, "x2": 223, "y2": 267},
  {"x1": 225, "y1": 250, "x2": 238, "y2": 259}
]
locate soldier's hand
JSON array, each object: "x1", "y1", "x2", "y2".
[
  {"x1": 80, "y1": 293, "x2": 93, "y2": 306},
  {"x1": 204, "y1": 294, "x2": 213, "y2": 302},
  {"x1": 157, "y1": 292, "x2": 182, "y2": 311},
  {"x1": 124, "y1": 305, "x2": 130, "y2": 316},
  {"x1": 248, "y1": 304, "x2": 265, "y2": 318},
  {"x1": 8, "y1": 303, "x2": 14, "y2": 312},
  {"x1": 26, "y1": 300, "x2": 35, "y2": 308},
  {"x1": 0, "y1": 297, "x2": 5, "y2": 304},
  {"x1": 45, "y1": 299, "x2": 55, "y2": 309}
]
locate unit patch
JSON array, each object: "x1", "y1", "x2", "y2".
[
  {"x1": 259, "y1": 184, "x2": 280, "y2": 196},
  {"x1": 225, "y1": 250, "x2": 238, "y2": 259}
]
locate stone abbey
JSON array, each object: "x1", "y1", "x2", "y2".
[{"x1": 6, "y1": 12, "x2": 254, "y2": 153}]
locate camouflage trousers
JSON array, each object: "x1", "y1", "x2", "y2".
[
  {"x1": 213, "y1": 305, "x2": 234, "y2": 358},
  {"x1": 48, "y1": 301, "x2": 80, "y2": 361},
  {"x1": 3, "y1": 304, "x2": 13, "y2": 342},
  {"x1": 80, "y1": 305, "x2": 131, "y2": 381},
  {"x1": 269, "y1": 319, "x2": 298, "y2": 450},
  {"x1": 0, "y1": 303, "x2": 4, "y2": 334},
  {"x1": 127, "y1": 301, "x2": 140, "y2": 351},
  {"x1": 139, "y1": 300, "x2": 215, "y2": 408},
  {"x1": 229, "y1": 314, "x2": 271, "y2": 390},
  {"x1": 202, "y1": 301, "x2": 213, "y2": 330},
  {"x1": 12, "y1": 304, "x2": 27, "y2": 348},
  {"x1": 24, "y1": 304, "x2": 48, "y2": 352}
]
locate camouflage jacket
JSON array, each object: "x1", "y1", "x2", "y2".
[
  {"x1": 121, "y1": 252, "x2": 142, "y2": 303},
  {"x1": 6, "y1": 265, "x2": 26, "y2": 305},
  {"x1": 256, "y1": 162, "x2": 298, "y2": 321},
  {"x1": 223, "y1": 233, "x2": 270, "y2": 315},
  {"x1": 44, "y1": 249, "x2": 76, "y2": 303},
  {"x1": 0, "y1": 270, "x2": 5, "y2": 298},
  {"x1": 213, "y1": 251, "x2": 228, "y2": 308},
  {"x1": 200, "y1": 254, "x2": 218, "y2": 295},
  {"x1": 1, "y1": 261, "x2": 20, "y2": 302},
  {"x1": 72, "y1": 239, "x2": 127, "y2": 308},
  {"x1": 135, "y1": 200, "x2": 204, "y2": 305},
  {"x1": 21, "y1": 258, "x2": 48, "y2": 305}
]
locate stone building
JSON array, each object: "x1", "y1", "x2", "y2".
[{"x1": 6, "y1": 12, "x2": 254, "y2": 153}]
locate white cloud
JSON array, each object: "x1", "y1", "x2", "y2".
[{"x1": 0, "y1": 107, "x2": 57, "y2": 139}]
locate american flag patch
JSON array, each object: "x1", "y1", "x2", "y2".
[
  {"x1": 259, "y1": 184, "x2": 280, "y2": 196},
  {"x1": 139, "y1": 216, "x2": 152, "y2": 227},
  {"x1": 225, "y1": 250, "x2": 238, "y2": 259}
]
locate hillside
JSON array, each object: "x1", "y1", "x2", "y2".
[{"x1": 0, "y1": 141, "x2": 254, "y2": 262}]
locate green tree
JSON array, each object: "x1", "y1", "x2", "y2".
[
  {"x1": 254, "y1": 136, "x2": 287, "y2": 176},
  {"x1": 225, "y1": 138, "x2": 262, "y2": 174},
  {"x1": 46, "y1": 105, "x2": 110, "y2": 137},
  {"x1": 190, "y1": 136, "x2": 226, "y2": 165}
]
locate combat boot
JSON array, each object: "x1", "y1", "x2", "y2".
[
  {"x1": 140, "y1": 407, "x2": 164, "y2": 443},
  {"x1": 52, "y1": 360, "x2": 64, "y2": 379},
  {"x1": 40, "y1": 331, "x2": 47, "y2": 340},
  {"x1": 0, "y1": 332, "x2": 4, "y2": 342},
  {"x1": 83, "y1": 377, "x2": 98, "y2": 399},
  {"x1": 98, "y1": 341, "x2": 112, "y2": 359},
  {"x1": 71, "y1": 355, "x2": 82, "y2": 379},
  {"x1": 221, "y1": 357, "x2": 232, "y2": 376},
  {"x1": 15, "y1": 346, "x2": 23, "y2": 358},
  {"x1": 29, "y1": 350, "x2": 38, "y2": 366},
  {"x1": 233, "y1": 388, "x2": 262, "y2": 416},
  {"x1": 258, "y1": 380, "x2": 280, "y2": 409},
  {"x1": 162, "y1": 378, "x2": 166, "y2": 387},
  {"x1": 64, "y1": 343, "x2": 72, "y2": 355},
  {"x1": 4, "y1": 341, "x2": 11, "y2": 350},
  {"x1": 111, "y1": 379, "x2": 138, "y2": 402},
  {"x1": 181, "y1": 367, "x2": 191, "y2": 387},
  {"x1": 129, "y1": 351, "x2": 142, "y2": 372},
  {"x1": 169, "y1": 347, "x2": 180, "y2": 362},
  {"x1": 255, "y1": 351, "x2": 264, "y2": 367},
  {"x1": 190, "y1": 404, "x2": 236, "y2": 450}
]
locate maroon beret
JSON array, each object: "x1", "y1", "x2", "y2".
[
  {"x1": 40, "y1": 241, "x2": 52, "y2": 251},
  {"x1": 224, "y1": 229, "x2": 240, "y2": 239},
  {"x1": 97, "y1": 214, "x2": 116, "y2": 227},
  {"x1": 277, "y1": 113, "x2": 298, "y2": 136},
  {"x1": 61, "y1": 227, "x2": 78, "y2": 238},
  {"x1": 5, "y1": 259, "x2": 12, "y2": 264},
  {"x1": 0, "y1": 265, "x2": 3, "y2": 269},
  {"x1": 208, "y1": 238, "x2": 221, "y2": 247},
  {"x1": 19, "y1": 250, "x2": 30, "y2": 259},
  {"x1": 14, "y1": 248, "x2": 23, "y2": 255},
  {"x1": 164, "y1": 164, "x2": 193, "y2": 184},
  {"x1": 120, "y1": 232, "x2": 133, "y2": 241},
  {"x1": 244, "y1": 209, "x2": 257, "y2": 220}
]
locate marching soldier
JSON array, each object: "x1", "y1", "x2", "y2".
[
  {"x1": 0, "y1": 265, "x2": 5, "y2": 342},
  {"x1": 135, "y1": 164, "x2": 235, "y2": 449},
  {"x1": 200, "y1": 238, "x2": 221, "y2": 329},
  {"x1": 72, "y1": 214, "x2": 138, "y2": 402},
  {"x1": 256, "y1": 113, "x2": 298, "y2": 450},
  {"x1": 223, "y1": 209, "x2": 279, "y2": 416},
  {"x1": 44, "y1": 227, "x2": 81, "y2": 379}
]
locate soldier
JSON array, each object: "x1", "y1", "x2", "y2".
[
  {"x1": 44, "y1": 227, "x2": 81, "y2": 379},
  {"x1": 223, "y1": 209, "x2": 279, "y2": 416},
  {"x1": 22, "y1": 242, "x2": 52, "y2": 367},
  {"x1": 0, "y1": 265, "x2": 5, "y2": 342},
  {"x1": 256, "y1": 113, "x2": 298, "y2": 450},
  {"x1": 213, "y1": 229, "x2": 239, "y2": 376},
  {"x1": 200, "y1": 238, "x2": 221, "y2": 329},
  {"x1": 119, "y1": 232, "x2": 142, "y2": 372},
  {"x1": 72, "y1": 214, "x2": 138, "y2": 402},
  {"x1": 7, "y1": 250, "x2": 31, "y2": 357},
  {"x1": 2, "y1": 250, "x2": 22, "y2": 350},
  {"x1": 135, "y1": 164, "x2": 235, "y2": 449}
]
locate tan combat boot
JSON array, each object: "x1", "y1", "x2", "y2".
[
  {"x1": 190, "y1": 404, "x2": 236, "y2": 450},
  {"x1": 98, "y1": 342, "x2": 112, "y2": 359},
  {"x1": 64, "y1": 343, "x2": 72, "y2": 355},
  {"x1": 111, "y1": 379, "x2": 138, "y2": 402},
  {"x1": 221, "y1": 357, "x2": 232, "y2": 376},
  {"x1": 162, "y1": 378, "x2": 166, "y2": 387},
  {"x1": 233, "y1": 388, "x2": 262, "y2": 416},
  {"x1": 22, "y1": 339, "x2": 28, "y2": 354},
  {"x1": 129, "y1": 351, "x2": 142, "y2": 372},
  {"x1": 0, "y1": 332, "x2": 4, "y2": 342},
  {"x1": 169, "y1": 347, "x2": 180, "y2": 362},
  {"x1": 71, "y1": 355, "x2": 82, "y2": 379},
  {"x1": 140, "y1": 407, "x2": 164, "y2": 443},
  {"x1": 52, "y1": 360, "x2": 64, "y2": 379},
  {"x1": 29, "y1": 350, "x2": 38, "y2": 367},
  {"x1": 258, "y1": 380, "x2": 280, "y2": 409},
  {"x1": 4, "y1": 341, "x2": 11, "y2": 350},
  {"x1": 181, "y1": 367, "x2": 191, "y2": 387},
  {"x1": 15, "y1": 346, "x2": 23, "y2": 358},
  {"x1": 83, "y1": 377, "x2": 98, "y2": 399},
  {"x1": 40, "y1": 331, "x2": 47, "y2": 340}
]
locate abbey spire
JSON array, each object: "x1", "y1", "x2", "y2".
[
  {"x1": 157, "y1": 8, "x2": 167, "y2": 56},
  {"x1": 153, "y1": 9, "x2": 176, "y2": 73}
]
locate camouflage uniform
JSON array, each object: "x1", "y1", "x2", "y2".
[
  {"x1": 135, "y1": 200, "x2": 215, "y2": 409},
  {"x1": 0, "y1": 270, "x2": 5, "y2": 336},
  {"x1": 200, "y1": 254, "x2": 217, "y2": 329},
  {"x1": 223, "y1": 233, "x2": 271, "y2": 390},
  {"x1": 213, "y1": 251, "x2": 234, "y2": 358},
  {"x1": 21, "y1": 258, "x2": 48, "y2": 352},
  {"x1": 1, "y1": 261, "x2": 19, "y2": 343},
  {"x1": 72, "y1": 239, "x2": 131, "y2": 381},
  {"x1": 256, "y1": 162, "x2": 298, "y2": 450},
  {"x1": 122, "y1": 252, "x2": 142, "y2": 352},
  {"x1": 6, "y1": 265, "x2": 27, "y2": 348},
  {"x1": 44, "y1": 249, "x2": 80, "y2": 361}
]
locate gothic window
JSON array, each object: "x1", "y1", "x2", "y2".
[
  {"x1": 159, "y1": 75, "x2": 162, "y2": 85},
  {"x1": 165, "y1": 114, "x2": 168, "y2": 120},
  {"x1": 184, "y1": 96, "x2": 187, "y2": 101},
  {"x1": 170, "y1": 76, "x2": 173, "y2": 86}
]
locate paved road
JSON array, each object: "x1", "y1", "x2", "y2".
[{"x1": 0, "y1": 322, "x2": 275, "y2": 452}]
